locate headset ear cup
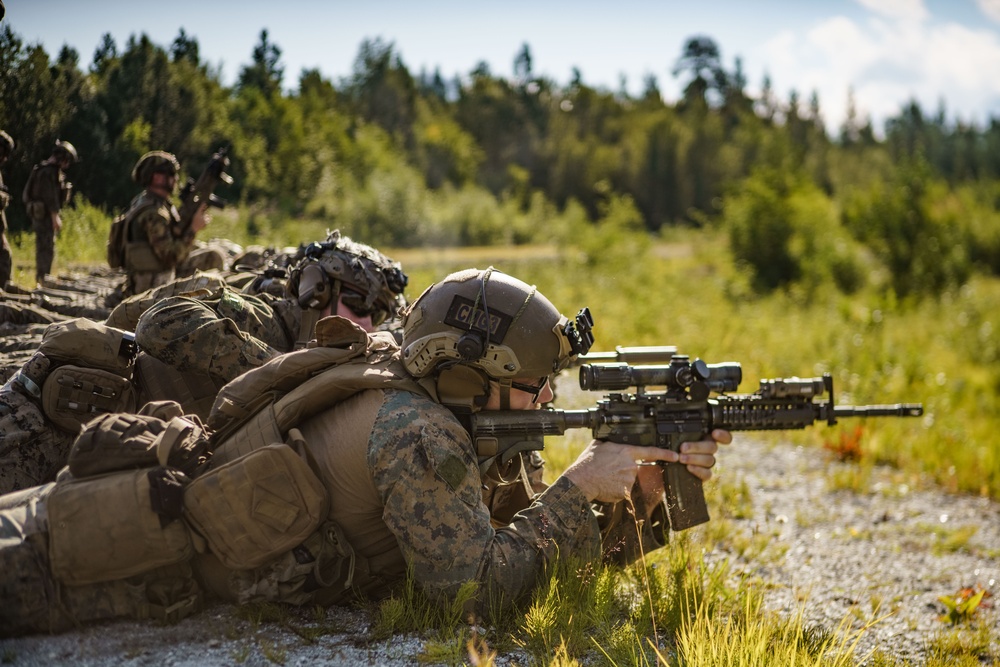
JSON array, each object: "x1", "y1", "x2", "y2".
[
  {"x1": 296, "y1": 263, "x2": 333, "y2": 310},
  {"x1": 456, "y1": 331, "x2": 484, "y2": 361}
]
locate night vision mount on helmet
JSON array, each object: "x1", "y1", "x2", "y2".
[{"x1": 286, "y1": 230, "x2": 408, "y2": 327}]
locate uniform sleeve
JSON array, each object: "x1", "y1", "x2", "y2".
[
  {"x1": 369, "y1": 391, "x2": 601, "y2": 613},
  {"x1": 135, "y1": 295, "x2": 278, "y2": 386},
  {"x1": 140, "y1": 205, "x2": 195, "y2": 266}
]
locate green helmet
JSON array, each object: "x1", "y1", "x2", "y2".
[
  {"x1": 401, "y1": 267, "x2": 593, "y2": 407},
  {"x1": 286, "y1": 230, "x2": 408, "y2": 327},
  {"x1": 53, "y1": 140, "x2": 78, "y2": 164},
  {"x1": 132, "y1": 151, "x2": 180, "y2": 186},
  {"x1": 0, "y1": 130, "x2": 13, "y2": 155}
]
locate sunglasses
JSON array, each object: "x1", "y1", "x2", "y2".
[{"x1": 509, "y1": 376, "x2": 550, "y2": 403}]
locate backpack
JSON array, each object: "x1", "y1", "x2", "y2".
[
  {"x1": 106, "y1": 212, "x2": 128, "y2": 269},
  {"x1": 35, "y1": 318, "x2": 139, "y2": 433},
  {"x1": 106, "y1": 196, "x2": 158, "y2": 270},
  {"x1": 207, "y1": 316, "x2": 430, "y2": 466}
]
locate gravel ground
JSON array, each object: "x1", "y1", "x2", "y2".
[
  {"x1": 1, "y1": 436, "x2": 996, "y2": 666},
  {"x1": 717, "y1": 437, "x2": 999, "y2": 665}
]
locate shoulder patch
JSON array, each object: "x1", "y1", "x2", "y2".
[{"x1": 436, "y1": 454, "x2": 468, "y2": 492}]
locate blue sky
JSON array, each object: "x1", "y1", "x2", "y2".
[{"x1": 6, "y1": 0, "x2": 1000, "y2": 135}]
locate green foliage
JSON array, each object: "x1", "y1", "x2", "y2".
[{"x1": 841, "y1": 160, "x2": 971, "y2": 298}]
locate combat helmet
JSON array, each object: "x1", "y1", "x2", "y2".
[
  {"x1": 132, "y1": 151, "x2": 180, "y2": 186},
  {"x1": 0, "y1": 130, "x2": 13, "y2": 157},
  {"x1": 400, "y1": 267, "x2": 593, "y2": 410},
  {"x1": 53, "y1": 140, "x2": 78, "y2": 164},
  {"x1": 287, "y1": 230, "x2": 408, "y2": 328}
]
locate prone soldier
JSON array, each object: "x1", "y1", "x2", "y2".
[
  {"x1": 0, "y1": 267, "x2": 726, "y2": 635},
  {"x1": 0, "y1": 231, "x2": 408, "y2": 495}
]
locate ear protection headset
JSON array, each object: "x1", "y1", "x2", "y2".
[{"x1": 292, "y1": 261, "x2": 334, "y2": 311}]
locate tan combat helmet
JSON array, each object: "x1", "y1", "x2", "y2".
[
  {"x1": 132, "y1": 151, "x2": 180, "y2": 186},
  {"x1": 53, "y1": 139, "x2": 78, "y2": 164},
  {"x1": 287, "y1": 230, "x2": 408, "y2": 328},
  {"x1": 401, "y1": 267, "x2": 594, "y2": 410},
  {"x1": 0, "y1": 130, "x2": 13, "y2": 158}
]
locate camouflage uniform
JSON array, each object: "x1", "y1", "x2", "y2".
[
  {"x1": 22, "y1": 161, "x2": 65, "y2": 283},
  {"x1": 0, "y1": 137, "x2": 13, "y2": 287},
  {"x1": 123, "y1": 190, "x2": 197, "y2": 297},
  {"x1": 0, "y1": 384, "x2": 73, "y2": 493},
  {"x1": 195, "y1": 338, "x2": 663, "y2": 614},
  {"x1": 134, "y1": 287, "x2": 295, "y2": 388}
]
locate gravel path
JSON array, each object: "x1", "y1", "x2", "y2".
[
  {"x1": 719, "y1": 437, "x2": 1000, "y2": 665},
  {"x1": 1, "y1": 437, "x2": 996, "y2": 666}
]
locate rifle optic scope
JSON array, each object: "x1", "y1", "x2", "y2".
[{"x1": 579, "y1": 357, "x2": 743, "y2": 393}]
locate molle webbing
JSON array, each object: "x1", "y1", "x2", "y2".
[{"x1": 41, "y1": 366, "x2": 136, "y2": 433}]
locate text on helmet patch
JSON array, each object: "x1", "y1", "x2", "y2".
[{"x1": 444, "y1": 295, "x2": 513, "y2": 344}]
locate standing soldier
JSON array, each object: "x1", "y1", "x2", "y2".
[
  {"x1": 0, "y1": 130, "x2": 14, "y2": 288},
  {"x1": 22, "y1": 140, "x2": 77, "y2": 286},
  {"x1": 121, "y1": 151, "x2": 208, "y2": 297}
]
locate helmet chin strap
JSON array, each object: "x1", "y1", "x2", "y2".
[{"x1": 497, "y1": 378, "x2": 512, "y2": 410}]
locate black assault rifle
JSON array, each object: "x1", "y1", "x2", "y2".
[
  {"x1": 178, "y1": 147, "x2": 232, "y2": 230},
  {"x1": 468, "y1": 354, "x2": 924, "y2": 532}
]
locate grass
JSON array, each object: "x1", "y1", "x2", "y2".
[{"x1": 16, "y1": 202, "x2": 999, "y2": 665}]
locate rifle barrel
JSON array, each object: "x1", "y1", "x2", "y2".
[{"x1": 834, "y1": 404, "x2": 924, "y2": 418}]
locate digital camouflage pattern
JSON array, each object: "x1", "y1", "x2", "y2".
[
  {"x1": 23, "y1": 162, "x2": 65, "y2": 282},
  {"x1": 123, "y1": 191, "x2": 195, "y2": 296},
  {"x1": 0, "y1": 384, "x2": 73, "y2": 494},
  {"x1": 195, "y1": 387, "x2": 603, "y2": 613},
  {"x1": 0, "y1": 155, "x2": 12, "y2": 287},
  {"x1": 134, "y1": 287, "x2": 292, "y2": 387}
]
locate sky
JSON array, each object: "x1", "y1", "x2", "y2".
[{"x1": 6, "y1": 0, "x2": 1000, "y2": 136}]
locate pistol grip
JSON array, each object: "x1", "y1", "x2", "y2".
[{"x1": 663, "y1": 463, "x2": 709, "y2": 531}]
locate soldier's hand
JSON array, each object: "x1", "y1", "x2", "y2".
[
  {"x1": 562, "y1": 440, "x2": 679, "y2": 503},
  {"x1": 191, "y1": 203, "x2": 209, "y2": 233},
  {"x1": 52, "y1": 213, "x2": 62, "y2": 234},
  {"x1": 681, "y1": 428, "x2": 731, "y2": 482}
]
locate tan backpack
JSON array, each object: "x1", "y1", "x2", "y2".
[
  {"x1": 207, "y1": 316, "x2": 430, "y2": 466},
  {"x1": 35, "y1": 318, "x2": 138, "y2": 433}
]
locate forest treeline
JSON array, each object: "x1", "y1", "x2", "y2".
[{"x1": 2, "y1": 24, "x2": 999, "y2": 298}]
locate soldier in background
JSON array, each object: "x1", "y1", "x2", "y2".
[
  {"x1": 22, "y1": 140, "x2": 77, "y2": 286},
  {"x1": 120, "y1": 151, "x2": 209, "y2": 297},
  {"x1": 0, "y1": 130, "x2": 14, "y2": 288}
]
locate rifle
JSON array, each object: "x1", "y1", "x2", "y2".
[
  {"x1": 178, "y1": 147, "x2": 232, "y2": 230},
  {"x1": 467, "y1": 354, "x2": 923, "y2": 532}
]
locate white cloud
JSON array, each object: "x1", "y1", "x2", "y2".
[
  {"x1": 853, "y1": 0, "x2": 929, "y2": 22},
  {"x1": 759, "y1": 11, "x2": 1000, "y2": 134},
  {"x1": 977, "y1": 0, "x2": 1000, "y2": 24}
]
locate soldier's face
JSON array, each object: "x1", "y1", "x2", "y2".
[{"x1": 334, "y1": 295, "x2": 374, "y2": 332}]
